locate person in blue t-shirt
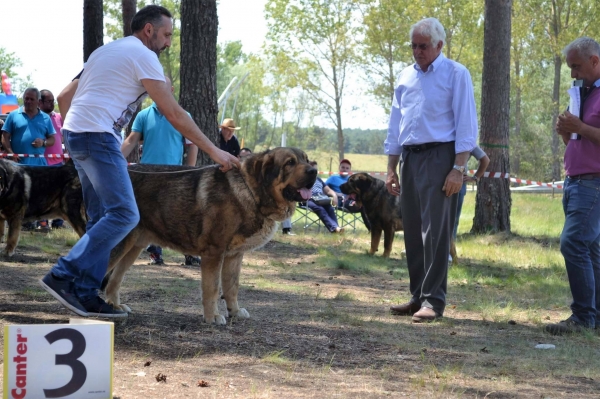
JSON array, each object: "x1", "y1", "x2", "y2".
[
  {"x1": 1, "y1": 88, "x2": 56, "y2": 166},
  {"x1": 325, "y1": 158, "x2": 361, "y2": 212},
  {"x1": 121, "y1": 77, "x2": 200, "y2": 266}
]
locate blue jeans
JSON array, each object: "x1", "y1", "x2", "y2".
[
  {"x1": 560, "y1": 177, "x2": 600, "y2": 328},
  {"x1": 307, "y1": 200, "x2": 339, "y2": 232},
  {"x1": 51, "y1": 131, "x2": 139, "y2": 302},
  {"x1": 454, "y1": 182, "x2": 467, "y2": 239}
]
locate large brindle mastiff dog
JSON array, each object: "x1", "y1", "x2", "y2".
[
  {"x1": 340, "y1": 173, "x2": 457, "y2": 261},
  {"x1": 102, "y1": 147, "x2": 316, "y2": 324},
  {"x1": 0, "y1": 159, "x2": 87, "y2": 256}
]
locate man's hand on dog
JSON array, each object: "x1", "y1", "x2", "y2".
[
  {"x1": 386, "y1": 172, "x2": 400, "y2": 197},
  {"x1": 210, "y1": 148, "x2": 241, "y2": 172}
]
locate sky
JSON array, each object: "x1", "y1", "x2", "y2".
[{"x1": 0, "y1": 0, "x2": 387, "y2": 130}]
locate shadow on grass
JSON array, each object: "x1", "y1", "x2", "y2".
[
  {"x1": 2, "y1": 232, "x2": 598, "y2": 398},
  {"x1": 457, "y1": 231, "x2": 561, "y2": 248}
]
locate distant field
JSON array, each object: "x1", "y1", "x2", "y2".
[{"x1": 305, "y1": 151, "x2": 388, "y2": 174}]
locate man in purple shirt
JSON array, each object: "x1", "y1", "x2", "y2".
[
  {"x1": 384, "y1": 18, "x2": 478, "y2": 323},
  {"x1": 549, "y1": 37, "x2": 600, "y2": 335},
  {"x1": 40, "y1": 90, "x2": 64, "y2": 166}
]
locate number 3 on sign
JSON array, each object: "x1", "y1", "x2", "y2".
[{"x1": 3, "y1": 319, "x2": 114, "y2": 399}]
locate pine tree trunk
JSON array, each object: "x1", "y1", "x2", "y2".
[
  {"x1": 121, "y1": 0, "x2": 136, "y2": 37},
  {"x1": 473, "y1": 0, "x2": 512, "y2": 233},
  {"x1": 179, "y1": 0, "x2": 219, "y2": 166},
  {"x1": 551, "y1": 54, "x2": 563, "y2": 180},
  {"x1": 83, "y1": 0, "x2": 104, "y2": 62}
]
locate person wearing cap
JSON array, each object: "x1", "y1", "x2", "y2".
[
  {"x1": 325, "y1": 159, "x2": 352, "y2": 194},
  {"x1": 219, "y1": 118, "x2": 241, "y2": 158},
  {"x1": 325, "y1": 159, "x2": 361, "y2": 211}
]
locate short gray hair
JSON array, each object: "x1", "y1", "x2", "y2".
[
  {"x1": 563, "y1": 37, "x2": 600, "y2": 59},
  {"x1": 24, "y1": 87, "x2": 40, "y2": 100},
  {"x1": 410, "y1": 18, "x2": 446, "y2": 47}
]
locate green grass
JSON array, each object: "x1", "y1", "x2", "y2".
[
  {"x1": 305, "y1": 151, "x2": 388, "y2": 173},
  {"x1": 262, "y1": 350, "x2": 293, "y2": 365},
  {"x1": 280, "y1": 191, "x2": 600, "y2": 385},
  {"x1": 8, "y1": 192, "x2": 600, "y2": 397}
]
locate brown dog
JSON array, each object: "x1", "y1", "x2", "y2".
[
  {"x1": 0, "y1": 159, "x2": 87, "y2": 256},
  {"x1": 340, "y1": 173, "x2": 457, "y2": 262},
  {"x1": 102, "y1": 147, "x2": 317, "y2": 324}
]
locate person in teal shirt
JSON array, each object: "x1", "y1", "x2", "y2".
[
  {"x1": 123, "y1": 80, "x2": 198, "y2": 166},
  {"x1": 1, "y1": 88, "x2": 55, "y2": 166},
  {"x1": 121, "y1": 77, "x2": 199, "y2": 266}
]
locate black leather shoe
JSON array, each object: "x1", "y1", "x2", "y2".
[
  {"x1": 390, "y1": 300, "x2": 421, "y2": 316},
  {"x1": 545, "y1": 319, "x2": 584, "y2": 335}
]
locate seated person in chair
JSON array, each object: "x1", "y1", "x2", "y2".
[
  {"x1": 326, "y1": 159, "x2": 361, "y2": 212},
  {"x1": 308, "y1": 161, "x2": 343, "y2": 234}
]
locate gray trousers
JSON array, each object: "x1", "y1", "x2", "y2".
[{"x1": 401, "y1": 141, "x2": 457, "y2": 315}]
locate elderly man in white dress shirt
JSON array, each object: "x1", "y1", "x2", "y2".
[{"x1": 384, "y1": 17, "x2": 478, "y2": 322}]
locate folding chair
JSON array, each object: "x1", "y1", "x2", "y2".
[
  {"x1": 336, "y1": 206, "x2": 360, "y2": 232},
  {"x1": 292, "y1": 202, "x2": 323, "y2": 232}
]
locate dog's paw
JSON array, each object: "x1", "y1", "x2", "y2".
[
  {"x1": 106, "y1": 299, "x2": 131, "y2": 313},
  {"x1": 204, "y1": 314, "x2": 227, "y2": 325},
  {"x1": 231, "y1": 308, "x2": 250, "y2": 319},
  {"x1": 3, "y1": 249, "x2": 14, "y2": 257},
  {"x1": 117, "y1": 303, "x2": 132, "y2": 313}
]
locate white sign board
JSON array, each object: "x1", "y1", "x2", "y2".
[{"x1": 3, "y1": 319, "x2": 113, "y2": 399}]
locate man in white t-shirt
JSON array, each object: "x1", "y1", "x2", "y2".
[{"x1": 39, "y1": 5, "x2": 240, "y2": 319}]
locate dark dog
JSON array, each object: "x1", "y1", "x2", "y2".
[
  {"x1": 0, "y1": 159, "x2": 87, "y2": 256},
  {"x1": 340, "y1": 173, "x2": 457, "y2": 261},
  {"x1": 102, "y1": 147, "x2": 316, "y2": 324}
]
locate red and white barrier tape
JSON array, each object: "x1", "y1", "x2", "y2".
[
  {"x1": 467, "y1": 170, "x2": 563, "y2": 189},
  {"x1": 316, "y1": 170, "x2": 564, "y2": 189},
  {"x1": 0, "y1": 154, "x2": 563, "y2": 189},
  {"x1": 0, "y1": 153, "x2": 70, "y2": 159}
]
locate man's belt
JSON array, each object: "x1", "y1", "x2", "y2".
[
  {"x1": 567, "y1": 173, "x2": 600, "y2": 180},
  {"x1": 402, "y1": 142, "x2": 445, "y2": 153}
]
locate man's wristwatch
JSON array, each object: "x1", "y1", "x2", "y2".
[
  {"x1": 452, "y1": 164, "x2": 465, "y2": 173},
  {"x1": 474, "y1": 175, "x2": 480, "y2": 183},
  {"x1": 43, "y1": 139, "x2": 47, "y2": 147}
]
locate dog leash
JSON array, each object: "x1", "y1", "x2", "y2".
[{"x1": 127, "y1": 165, "x2": 220, "y2": 175}]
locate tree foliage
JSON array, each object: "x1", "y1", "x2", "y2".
[
  {"x1": 265, "y1": 0, "x2": 359, "y2": 161},
  {"x1": 104, "y1": 0, "x2": 182, "y2": 98}
]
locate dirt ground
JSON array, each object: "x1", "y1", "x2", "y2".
[{"x1": 1, "y1": 236, "x2": 599, "y2": 398}]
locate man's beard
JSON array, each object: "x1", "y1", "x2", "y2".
[{"x1": 149, "y1": 32, "x2": 165, "y2": 57}]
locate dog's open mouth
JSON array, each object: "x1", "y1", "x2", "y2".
[
  {"x1": 284, "y1": 185, "x2": 312, "y2": 202},
  {"x1": 284, "y1": 176, "x2": 316, "y2": 202},
  {"x1": 347, "y1": 193, "x2": 357, "y2": 200}
]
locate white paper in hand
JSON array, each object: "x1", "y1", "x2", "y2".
[{"x1": 568, "y1": 85, "x2": 581, "y2": 140}]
